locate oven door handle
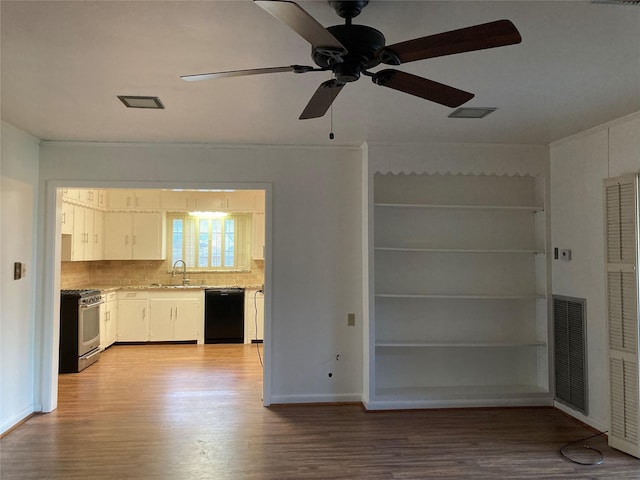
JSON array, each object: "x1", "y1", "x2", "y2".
[
  {"x1": 80, "y1": 301, "x2": 104, "y2": 309},
  {"x1": 81, "y1": 348, "x2": 102, "y2": 361}
]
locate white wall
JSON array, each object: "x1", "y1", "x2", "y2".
[
  {"x1": 1, "y1": 122, "x2": 40, "y2": 433},
  {"x1": 550, "y1": 111, "x2": 640, "y2": 431},
  {"x1": 36, "y1": 142, "x2": 364, "y2": 409}
]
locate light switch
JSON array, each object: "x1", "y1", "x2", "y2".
[
  {"x1": 561, "y1": 249, "x2": 572, "y2": 261},
  {"x1": 347, "y1": 313, "x2": 355, "y2": 327},
  {"x1": 14, "y1": 262, "x2": 24, "y2": 280}
]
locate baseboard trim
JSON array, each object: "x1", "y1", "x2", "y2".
[
  {"x1": 554, "y1": 400, "x2": 608, "y2": 433},
  {"x1": 1, "y1": 406, "x2": 36, "y2": 437},
  {"x1": 269, "y1": 393, "x2": 363, "y2": 405},
  {"x1": 364, "y1": 395, "x2": 553, "y2": 411}
]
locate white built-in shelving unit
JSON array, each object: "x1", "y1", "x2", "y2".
[{"x1": 367, "y1": 172, "x2": 552, "y2": 409}]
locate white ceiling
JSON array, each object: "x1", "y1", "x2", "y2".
[{"x1": 2, "y1": 0, "x2": 639, "y2": 146}]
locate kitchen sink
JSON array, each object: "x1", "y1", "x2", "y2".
[
  {"x1": 166, "y1": 285, "x2": 203, "y2": 289},
  {"x1": 148, "y1": 284, "x2": 203, "y2": 289}
]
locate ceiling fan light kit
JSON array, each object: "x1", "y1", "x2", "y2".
[{"x1": 181, "y1": 0, "x2": 522, "y2": 120}]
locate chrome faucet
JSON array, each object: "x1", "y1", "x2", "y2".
[{"x1": 171, "y1": 259, "x2": 190, "y2": 285}]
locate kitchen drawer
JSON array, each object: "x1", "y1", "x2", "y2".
[{"x1": 118, "y1": 290, "x2": 149, "y2": 300}]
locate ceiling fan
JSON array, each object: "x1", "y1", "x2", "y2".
[{"x1": 181, "y1": 0, "x2": 522, "y2": 120}]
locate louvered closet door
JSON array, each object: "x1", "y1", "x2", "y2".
[{"x1": 605, "y1": 174, "x2": 640, "y2": 458}]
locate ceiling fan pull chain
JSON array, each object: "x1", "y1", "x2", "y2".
[
  {"x1": 329, "y1": 73, "x2": 335, "y2": 140},
  {"x1": 329, "y1": 105, "x2": 334, "y2": 140}
]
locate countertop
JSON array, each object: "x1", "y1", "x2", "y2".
[{"x1": 81, "y1": 284, "x2": 263, "y2": 292}]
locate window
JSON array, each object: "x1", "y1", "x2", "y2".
[{"x1": 168, "y1": 213, "x2": 250, "y2": 271}]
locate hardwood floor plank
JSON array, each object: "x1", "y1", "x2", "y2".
[{"x1": 2, "y1": 344, "x2": 639, "y2": 479}]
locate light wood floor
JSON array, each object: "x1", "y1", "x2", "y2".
[{"x1": 2, "y1": 344, "x2": 639, "y2": 479}]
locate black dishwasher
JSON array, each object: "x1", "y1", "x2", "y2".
[{"x1": 204, "y1": 289, "x2": 245, "y2": 343}]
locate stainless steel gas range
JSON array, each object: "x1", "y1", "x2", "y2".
[{"x1": 59, "y1": 289, "x2": 103, "y2": 373}]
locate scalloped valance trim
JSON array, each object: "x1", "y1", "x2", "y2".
[
  {"x1": 365, "y1": 143, "x2": 549, "y2": 178},
  {"x1": 373, "y1": 170, "x2": 540, "y2": 177}
]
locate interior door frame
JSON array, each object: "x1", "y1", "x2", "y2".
[{"x1": 38, "y1": 180, "x2": 272, "y2": 413}]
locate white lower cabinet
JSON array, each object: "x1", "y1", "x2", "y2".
[
  {"x1": 148, "y1": 291, "x2": 203, "y2": 342},
  {"x1": 117, "y1": 290, "x2": 203, "y2": 343},
  {"x1": 117, "y1": 291, "x2": 148, "y2": 342},
  {"x1": 100, "y1": 291, "x2": 118, "y2": 349},
  {"x1": 244, "y1": 289, "x2": 264, "y2": 344}
]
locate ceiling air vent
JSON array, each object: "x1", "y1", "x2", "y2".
[
  {"x1": 117, "y1": 95, "x2": 165, "y2": 109},
  {"x1": 448, "y1": 107, "x2": 496, "y2": 119}
]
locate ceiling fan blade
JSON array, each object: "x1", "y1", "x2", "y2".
[
  {"x1": 379, "y1": 19, "x2": 522, "y2": 65},
  {"x1": 299, "y1": 79, "x2": 345, "y2": 120},
  {"x1": 181, "y1": 65, "x2": 316, "y2": 82},
  {"x1": 255, "y1": 0, "x2": 346, "y2": 54},
  {"x1": 372, "y1": 69, "x2": 474, "y2": 108}
]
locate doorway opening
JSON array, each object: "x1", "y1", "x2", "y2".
[{"x1": 48, "y1": 184, "x2": 270, "y2": 411}]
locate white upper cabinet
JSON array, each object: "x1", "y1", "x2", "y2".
[
  {"x1": 61, "y1": 188, "x2": 80, "y2": 202},
  {"x1": 61, "y1": 188, "x2": 265, "y2": 263},
  {"x1": 61, "y1": 201, "x2": 74, "y2": 235},
  {"x1": 161, "y1": 190, "x2": 259, "y2": 213},
  {"x1": 132, "y1": 213, "x2": 166, "y2": 259},
  {"x1": 160, "y1": 191, "x2": 194, "y2": 211},
  {"x1": 226, "y1": 190, "x2": 257, "y2": 212},
  {"x1": 70, "y1": 205, "x2": 95, "y2": 261},
  {"x1": 93, "y1": 209, "x2": 105, "y2": 260},
  {"x1": 104, "y1": 212, "x2": 166, "y2": 260},
  {"x1": 62, "y1": 188, "x2": 104, "y2": 208},
  {"x1": 108, "y1": 189, "x2": 161, "y2": 211},
  {"x1": 251, "y1": 212, "x2": 265, "y2": 260}
]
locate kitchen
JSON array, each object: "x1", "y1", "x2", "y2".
[{"x1": 58, "y1": 187, "x2": 265, "y2": 374}]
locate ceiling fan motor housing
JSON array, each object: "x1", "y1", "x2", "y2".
[
  {"x1": 312, "y1": 24, "x2": 385, "y2": 83},
  {"x1": 328, "y1": 0, "x2": 369, "y2": 19}
]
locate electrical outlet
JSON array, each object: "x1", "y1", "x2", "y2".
[{"x1": 347, "y1": 313, "x2": 355, "y2": 327}]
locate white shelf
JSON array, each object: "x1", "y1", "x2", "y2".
[
  {"x1": 375, "y1": 247, "x2": 545, "y2": 254},
  {"x1": 368, "y1": 385, "x2": 552, "y2": 410},
  {"x1": 376, "y1": 384, "x2": 550, "y2": 399},
  {"x1": 375, "y1": 341, "x2": 547, "y2": 348},
  {"x1": 375, "y1": 293, "x2": 545, "y2": 300},
  {"x1": 374, "y1": 203, "x2": 544, "y2": 212},
  {"x1": 370, "y1": 172, "x2": 549, "y2": 410}
]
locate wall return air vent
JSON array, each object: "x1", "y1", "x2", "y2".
[{"x1": 554, "y1": 295, "x2": 587, "y2": 414}]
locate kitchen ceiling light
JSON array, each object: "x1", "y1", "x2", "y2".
[
  {"x1": 448, "y1": 107, "x2": 497, "y2": 119},
  {"x1": 117, "y1": 95, "x2": 165, "y2": 109},
  {"x1": 189, "y1": 211, "x2": 228, "y2": 218}
]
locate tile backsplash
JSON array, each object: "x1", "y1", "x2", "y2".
[{"x1": 61, "y1": 259, "x2": 264, "y2": 289}]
